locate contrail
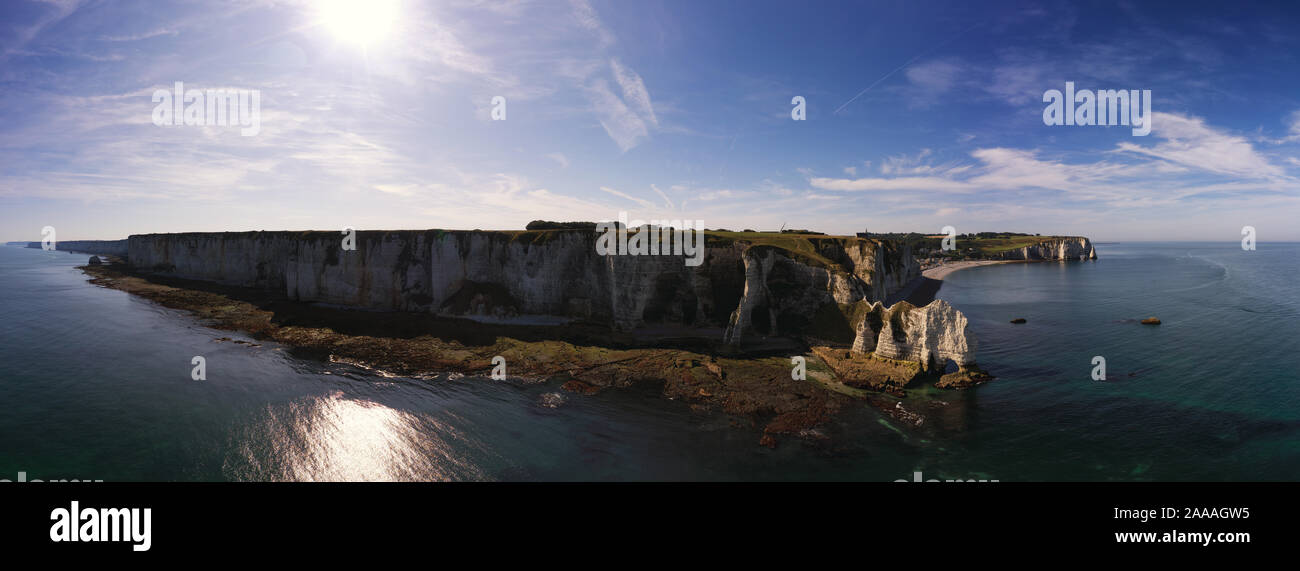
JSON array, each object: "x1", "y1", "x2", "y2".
[{"x1": 833, "y1": 22, "x2": 982, "y2": 116}]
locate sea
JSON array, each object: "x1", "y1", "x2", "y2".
[{"x1": 0, "y1": 242, "x2": 1296, "y2": 481}]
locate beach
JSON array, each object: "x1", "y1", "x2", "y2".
[
  {"x1": 887, "y1": 260, "x2": 1015, "y2": 306},
  {"x1": 922, "y1": 260, "x2": 1014, "y2": 280}
]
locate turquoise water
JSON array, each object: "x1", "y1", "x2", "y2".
[{"x1": 0, "y1": 243, "x2": 1296, "y2": 481}]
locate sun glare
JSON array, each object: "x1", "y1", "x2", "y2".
[{"x1": 318, "y1": 0, "x2": 400, "y2": 46}]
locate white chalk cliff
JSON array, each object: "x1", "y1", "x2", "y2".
[
  {"x1": 852, "y1": 299, "x2": 978, "y2": 372},
  {"x1": 996, "y1": 236, "x2": 1096, "y2": 261},
  {"x1": 124, "y1": 230, "x2": 921, "y2": 343},
  {"x1": 66, "y1": 230, "x2": 1105, "y2": 380}
]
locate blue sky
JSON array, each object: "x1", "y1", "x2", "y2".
[{"x1": 2, "y1": 0, "x2": 1298, "y2": 241}]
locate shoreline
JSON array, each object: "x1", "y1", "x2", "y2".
[
  {"x1": 889, "y1": 260, "x2": 1018, "y2": 307},
  {"x1": 921, "y1": 260, "x2": 1016, "y2": 281},
  {"x1": 74, "y1": 261, "x2": 974, "y2": 447}
]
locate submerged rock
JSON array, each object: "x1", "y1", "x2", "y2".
[
  {"x1": 538, "y1": 392, "x2": 566, "y2": 408},
  {"x1": 937, "y1": 364, "x2": 994, "y2": 388}
]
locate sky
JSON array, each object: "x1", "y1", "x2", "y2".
[{"x1": 1, "y1": 0, "x2": 1298, "y2": 241}]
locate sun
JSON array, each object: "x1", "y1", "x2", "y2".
[{"x1": 318, "y1": 0, "x2": 400, "y2": 46}]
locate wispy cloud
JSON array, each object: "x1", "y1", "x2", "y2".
[
  {"x1": 99, "y1": 28, "x2": 178, "y2": 42},
  {"x1": 1116, "y1": 112, "x2": 1286, "y2": 178},
  {"x1": 546, "y1": 152, "x2": 570, "y2": 168},
  {"x1": 609, "y1": 57, "x2": 658, "y2": 128},
  {"x1": 598, "y1": 185, "x2": 654, "y2": 209}
]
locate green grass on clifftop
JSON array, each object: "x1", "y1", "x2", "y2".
[
  {"x1": 458, "y1": 228, "x2": 873, "y2": 269},
  {"x1": 968, "y1": 235, "x2": 1062, "y2": 254}
]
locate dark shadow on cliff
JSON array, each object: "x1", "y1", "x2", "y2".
[
  {"x1": 886, "y1": 276, "x2": 942, "y2": 307},
  {"x1": 121, "y1": 268, "x2": 808, "y2": 357}
]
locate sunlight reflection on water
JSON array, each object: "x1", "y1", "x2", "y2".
[{"x1": 225, "y1": 391, "x2": 487, "y2": 481}]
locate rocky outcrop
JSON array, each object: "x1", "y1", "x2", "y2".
[
  {"x1": 994, "y1": 236, "x2": 1096, "y2": 260},
  {"x1": 722, "y1": 240, "x2": 917, "y2": 345},
  {"x1": 851, "y1": 299, "x2": 977, "y2": 372},
  {"x1": 126, "y1": 230, "x2": 920, "y2": 344}
]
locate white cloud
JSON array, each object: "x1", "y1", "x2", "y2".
[
  {"x1": 569, "y1": 0, "x2": 614, "y2": 49},
  {"x1": 557, "y1": 5, "x2": 658, "y2": 151},
  {"x1": 810, "y1": 176, "x2": 972, "y2": 193},
  {"x1": 1116, "y1": 112, "x2": 1284, "y2": 178},
  {"x1": 598, "y1": 185, "x2": 654, "y2": 209},
  {"x1": 586, "y1": 78, "x2": 650, "y2": 152},
  {"x1": 610, "y1": 58, "x2": 658, "y2": 128},
  {"x1": 905, "y1": 60, "x2": 962, "y2": 92},
  {"x1": 650, "y1": 184, "x2": 674, "y2": 209},
  {"x1": 99, "y1": 28, "x2": 177, "y2": 42}
]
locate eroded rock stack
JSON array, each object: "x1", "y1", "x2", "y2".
[{"x1": 851, "y1": 299, "x2": 978, "y2": 372}]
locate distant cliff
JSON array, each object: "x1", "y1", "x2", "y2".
[
  {"x1": 992, "y1": 236, "x2": 1096, "y2": 261},
  {"x1": 125, "y1": 230, "x2": 922, "y2": 346},
  {"x1": 26, "y1": 240, "x2": 128, "y2": 257}
]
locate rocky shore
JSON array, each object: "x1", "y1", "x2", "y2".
[
  {"x1": 79, "y1": 260, "x2": 876, "y2": 446},
  {"x1": 69, "y1": 230, "x2": 977, "y2": 444},
  {"x1": 70, "y1": 230, "x2": 1090, "y2": 446}
]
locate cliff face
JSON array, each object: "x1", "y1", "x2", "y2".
[
  {"x1": 994, "y1": 236, "x2": 1096, "y2": 260},
  {"x1": 126, "y1": 231, "x2": 921, "y2": 344},
  {"x1": 26, "y1": 240, "x2": 128, "y2": 257},
  {"x1": 722, "y1": 240, "x2": 918, "y2": 344},
  {"x1": 128, "y1": 231, "x2": 440, "y2": 311}
]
